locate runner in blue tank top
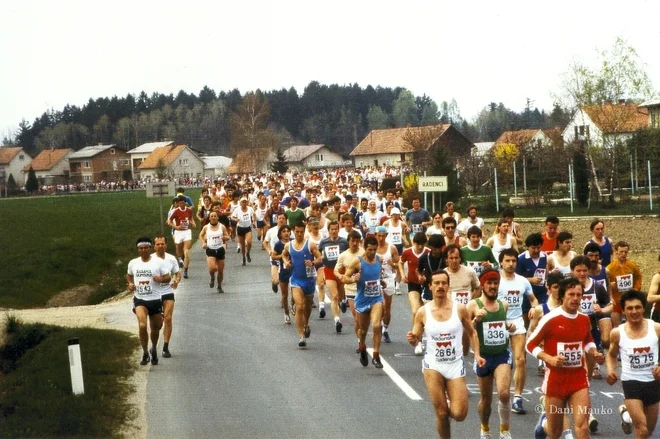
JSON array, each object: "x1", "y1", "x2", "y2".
[
  {"x1": 282, "y1": 222, "x2": 323, "y2": 348},
  {"x1": 342, "y1": 236, "x2": 386, "y2": 369}
]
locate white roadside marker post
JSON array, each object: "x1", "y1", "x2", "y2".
[{"x1": 68, "y1": 338, "x2": 85, "y2": 395}]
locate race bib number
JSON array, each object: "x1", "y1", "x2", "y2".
[
  {"x1": 483, "y1": 321, "x2": 507, "y2": 346},
  {"x1": 209, "y1": 235, "x2": 222, "y2": 247},
  {"x1": 628, "y1": 347, "x2": 655, "y2": 370},
  {"x1": 135, "y1": 280, "x2": 152, "y2": 296},
  {"x1": 271, "y1": 213, "x2": 278, "y2": 224},
  {"x1": 364, "y1": 280, "x2": 381, "y2": 297},
  {"x1": 434, "y1": 341, "x2": 457, "y2": 363},
  {"x1": 324, "y1": 245, "x2": 340, "y2": 261},
  {"x1": 616, "y1": 274, "x2": 633, "y2": 292},
  {"x1": 180, "y1": 218, "x2": 189, "y2": 230},
  {"x1": 534, "y1": 268, "x2": 546, "y2": 281},
  {"x1": 453, "y1": 290, "x2": 470, "y2": 305},
  {"x1": 305, "y1": 265, "x2": 317, "y2": 278},
  {"x1": 390, "y1": 231, "x2": 402, "y2": 244},
  {"x1": 596, "y1": 279, "x2": 607, "y2": 288},
  {"x1": 468, "y1": 261, "x2": 484, "y2": 276},
  {"x1": 580, "y1": 295, "x2": 594, "y2": 315},
  {"x1": 503, "y1": 290, "x2": 521, "y2": 307},
  {"x1": 412, "y1": 224, "x2": 423, "y2": 234},
  {"x1": 558, "y1": 342, "x2": 583, "y2": 368}
]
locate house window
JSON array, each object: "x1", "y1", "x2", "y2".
[
  {"x1": 537, "y1": 139, "x2": 542, "y2": 148},
  {"x1": 110, "y1": 148, "x2": 115, "y2": 154},
  {"x1": 179, "y1": 159, "x2": 182, "y2": 165},
  {"x1": 83, "y1": 161, "x2": 91, "y2": 168},
  {"x1": 574, "y1": 125, "x2": 589, "y2": 139},
  {"x1": 315, "y1": 154, "x2": 323, "y2": 162},
  {"x1": 652, "y1": 111, "x2": 659, "y2": 129},
  {"x1": 19, "y1": 154, "x2": 24, "y2": 160},
  {"x1": 119, "y1": 158, "x2": 130, "y2": 166},
  {"x1": 184, "y1": 159, "x2": 189, "y2": 166},
  {"x1": 84, "y1": 175, "x2": 91, "y2": 182}
]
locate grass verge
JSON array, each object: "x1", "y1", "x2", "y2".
[
  {"x1": 0, "y1": 189, "x2": 200, "y2": 308},
  {"x1": 0, "y1": 315, "x2": 137, "y2": 438}
]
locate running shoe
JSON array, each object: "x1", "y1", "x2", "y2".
[
  {"x1": 511, "y1": 397, "x2": 526, "y2": 414},
  {"x1": 319, "y1": 307, "x2": 326, "y2": 318},
  {"x1": 284, "y1": 315, "x2": 291, "y2": 325},
  {"x1": 382, "y1": 331, "x2": 391, "y2": 343},
  {"x1": 236, "y1": 247, "x2": 240, "y2": 253},
  {"x1": 140, "y1": 353, "x2": 150, "y2": 366},
  {"x1": 372, "y1": 356, "x2": 383, "y2": 369},
  {"x1": 298, "y1": 337, "x2": 306, "y2": 347},
  {"x1": 591, "y1": 364, "x2": 602, "y2": 379},
  {"x1": 480, "y1": 429, "x2": 492, "y2": 439},
  {"x1": 534, "y1": 413, "x2": 547, "y2": 439},
  {"x1": 339, "y1": 299, "x2": 347, "y2": 313},
  {"x1": 414, "y1": 342, "x2": 423, "y2": 356},
  {"x1": 178, "y1": 258, "x2": 184, "y2": 268},
  {"x1": 242, "y1": 258, "x2": 246, "y2": 266},
  {"x1": 537, "y1": 364, "x2": 545, "y2": 376},
  {"x1": 359, "y1": 348, "x2": 368, "y2": 367},
  {"x1": 619, "y1": 404, "x2": 632, "y2": 435},
  {"x1": 499, "y1": 431, "x2": 512, "y2": 439},
  {"x1": 272, "y1": 283, "x2": 278, "y2": 293},
  {"x1": 210, "y1": 278, "x2": 215, "y2": 288},
  {"x1": 335, "y1": 320, "x2": 342, "y2": 333},
  {"x1": 246, "y1": 253, "x2": 251, "y2": 263},
  {"x1": 394, "y1": 285, "x2": 401, "y2": 295},
  {"x1": 588, "y1": 414, "x2": 599, "y2": 433},
  {"x1": 304, "y1": 326, "x2": 311, "y2": 338},
  {"x1": 162, "y1": 349, "x2": 172, "y2": 358},
  {"x1": 150, "y1": 349, "x2": 158, "y2": 365},
  {"x1": 183, "y1": 270, "x2": 188, "y2": 279},
  {"x1": 217, "y1": 285, "x2": 224, "y2": 294}
]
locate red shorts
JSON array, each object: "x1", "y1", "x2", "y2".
[
  {"x1": 323, "y1": 266, "x2": 337, "y2": 282},
  {"x1": 542, "y1": 368, "x2": 589, "y2": 400},
  {"x1": 612, "y1": 292, "x2": 622, "y2": 313}
]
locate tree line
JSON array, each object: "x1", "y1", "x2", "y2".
[{"x1": 4, "y1": 82, "x2": 573, "y2": 158}]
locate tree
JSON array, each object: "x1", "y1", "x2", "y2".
[
  {"x1": 573, "y1": 145, "x2": 590, "y2": 206},
  {"x1": 366, "y1": 105, "x2": 388, "y2": 131},
  {"x1": 271, "y1": 148, "x2": 288, "y2": 173},
  {"x1": 155, "y1": 158, "x2": 169, "y2": 180},
  {"x1": 402, "y1": 125, "x2": 444, "y2": 172},
  {"x1": 6, "y1": 173, "x2": 18, "y2": 195},
  {"x1": 429, "y1": 142, "x2": 462, "y2": 203},
  {"x1": 229, "y1": 92, "x2": 277, "y2": 155},
  {"x1": 25, "y1": 167, "x2": 39, "y2": 193},
  {"x1": 556, "y1": 37, "x2": 654, "y2": 203},
  {"x1": 392, "y1": 90, "x2": 418, "y2": 127}
]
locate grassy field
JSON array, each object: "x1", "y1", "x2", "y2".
[
  {"x1": 0, "y1": 190, "x2": 200, "y2": 309},
  {"x1": 0, "y1": 316, "x2": 136, "y2": 438}
]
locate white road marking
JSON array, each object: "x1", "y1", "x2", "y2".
[{"x1": 367, "y1": 348, "x2": 422, "y2": 400}]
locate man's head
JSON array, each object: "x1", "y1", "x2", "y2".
[
  {"x1": 499, "y1": 248, "x2": 519, "y2": 273},
  {"x1": 364, "y1": 236, "x2": 378, "y2": 260},
  {"x1": 467, "y1": 226, "x2": 482, "y2": 247},
  {"x1": 427, "y1": 234, "x2": 444, "y2": 256},
  {"x1": 466, "y1": 205, "x2": 478, "y2": 219},
  {"x1": 583, "y1": 242, "x2": 601, "y2": 268},
  {"x1": 570, "y1": 255, "x2": 591, "y2": 283},
  {"x1": 348, "y1": 231, "x2": 362, "y2": 250},
  {"x1": 375, "y1": 226, "x2": 388, "y2": 243},
  {"x1": 292, "y1": 222, "x2": 306, "y2": 240},
  {"x1": 558, "y1": 277, "x2": 582, "y2": 313},
  {"x1": 479, "y1": 268, "x2": 500, "y2": 300},
  {"x1": 430, "y1": 270, "x2": 451, "y2": 297},
  {"x1": 328, "y1": 221, "x2": 340, "y2": 239},
  {"x1": 614, "y1": 241, "x2": 630, "y2": 263},
  {"x1": 154, "y1": 235, "x2": 167, "y2": 255},
  {"x1": 619, "y1": 290, "x2": 647, "y2": 323},
  {"x1": 544, "y1": 216, "x2": 559, "y2": 238},
  {"x1": 444, "y1": 244, "x2": 462, "y2": 269},
  {"x1": 136, "y1": 236, "x2": 153, "y2": 258},
  {"x1": 546, "y1": 271, "x2": 563, "y2": 298},
  {"x1": 525, "y1": 233, "x2": 544, "y2": 258}
]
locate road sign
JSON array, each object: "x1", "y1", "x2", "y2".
[
  {"x1": 146, "y1": 181, "x2": 175, "y2": 198},
  {"x1": 418, "y1": 176, "x2": 448, "y2": 192}
]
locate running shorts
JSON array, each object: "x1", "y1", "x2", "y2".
[
  {"x1": 237, "y1": 226, "x2": 252, "y2": 237},
  {"x1": 161, "y1": 293, "x2": 175, "y2": 302},
  {"x1": 474, "y1": 350, "x2": 512, "y2": 377},
  {"x1": 541, "y1": 369, "x2": 589, "y2": 400},
  {"x1": 173, "y1": 229, "x2": 192, "y2": 244},
  {"x1": 622, "y1": 379, "x2": 660, "y2": 406},
  {"x1": 290, "y1": 277, "x2": 315, "y2": 296},
  {"x1": 206, "y1": 247, "x2": 226, "y2": 260},
  {"x1": 423, "y1": 358, "x2": 466, "y2": 380},
  {"x1": 133, "y1": 297, "x2": 163, "y2": 316},
  {"x1": 323, "y1": 266, "x2": 337, "y2": 282},
  {"x1": 507, "y1": 316, "x2": 526, "y2": 336}
]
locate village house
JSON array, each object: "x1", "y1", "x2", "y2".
[
  {"x1": 282, "y1": 144, "x2": 350, "y2": 172},
  {"x1": 638, "y1": 98, "x2": 660, "y2": 129},
  {"x1": 0, "y1": 146, "x2": 32, "y2": 187},
  {"x1": 138, "y1": 144, "x2": 204, "y2": 180},
  {"x1": 68, "y1": 144, "x2": 131, "y2": 183},
  {"x1": 23, "y1": 148, "x2": 72, "y2": 185},
  {"x1": 127, "y1": 141, "x2": 174, "y2": 180},
  {"x1": 562, "y1": 102, "x2": 649, "y2": 146}
]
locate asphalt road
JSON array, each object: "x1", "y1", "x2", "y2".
[{"x1": 145, "y1": 239, "x2": 646, "y2": 439}]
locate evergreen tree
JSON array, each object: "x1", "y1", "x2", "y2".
[
  {"x1": 573, "y1": 146, "x2": 590, "y2": 206},
  {"x1": 429, "y1": 144, "x2": 462, "y2": 203},
  {"x1": 6, "y1": 173, "x2": 17, "y2": 195},
  {"x1": 25, "y1": 167, "x2": 39, "y2": 193},
  {"x1": 271, "y1": 148, "x2": 288, "y2": 174}
]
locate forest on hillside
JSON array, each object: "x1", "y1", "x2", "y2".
[{"x1": 4, "y1": 81, "x2": 572, "y2": 157}]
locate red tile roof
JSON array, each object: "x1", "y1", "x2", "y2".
[
  {"x1": 24, "y1": 149, "x2": 71, "y2": 171},
  {"x1": 350, "y1": 124, "x2": 451, "y2": 156},
  {"x1": 138, "y1": 145, "x2": 187, "y2": 169},
  {"x1": 0, "y1": 147, "x2": 23, "y2": 165},
  {"x1": 582, "y1": 103, "x2": 648, "y2": 134},
  {"x1": 494, "y1": 129, "x2": 540, "y2": 146}
]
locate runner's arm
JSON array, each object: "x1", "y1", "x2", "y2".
[
  {"x1": 406, "y1": 306, "x2": 425, "y2": 346},
  {"x1": 605, "y1": 328, "x2": 620, "y2": 385}
]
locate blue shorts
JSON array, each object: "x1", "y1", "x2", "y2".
[
  {"x1": 257, "y1": 220, "x2": 265, "y2": 228},
  {"x1": 474, "y1": 349, "x2": 512, "y2": 377},
  {"x1": 270, "y1": 259, "x2": 279, "y2": 267},
  {"x1": 355, "y1": 296, "x2": 383, "y2": 314},
  {"x1": 290, "y1": 277, "x2": 315, "y2": 296},
  {"x1": 278, "y1": 269, "x2": 291, "y2": 283}
]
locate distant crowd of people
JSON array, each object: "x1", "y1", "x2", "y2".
[{"x1": 126, "y1": 167, "x2": 660, "y2": 439}]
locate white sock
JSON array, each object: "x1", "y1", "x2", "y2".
[
  {"x1": 382, "y1": 324, "x2": 388, "y2": 332},
  {"x1": 622, "y1": 410, "x2": 632, "y2": 423},
  {"x1": 319, "y1": 302, "x2": 325, "y2": 309},
  {"x1": 563, "y1": 430, "x2": 574, "y2": 439},
  {"x1": 334, "y1": 316, "x2": 340, "y2": 323}
]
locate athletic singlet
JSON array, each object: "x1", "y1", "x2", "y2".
[
  {"x1": 255, "y1": 205, "x2": 267, "y2": 222},
  {"x1": 549, "y1": 251, "x2": 576, "y2": 277},
  {"x1": 475, "y1": 298, "x2": 508, "y2": 356},
  {"x1": 205, "y1": 224, "x2": 225, "y2": 250},
  {"x1": 232, "y1": 206, "x2": 254, "y2": 228},
  {"x1": 386, "y1": 222, "x2": 403, "y2": 246},
  {"x1": 589, "y1": 237, "x2": 613, "y2": 267},
  {"x1": 378, "y1": 245, "x2": 394, "y2": 280},
  {"x1": 491, "y1": 234, "x2": 513, "y2": 263},
  {"x1": 423, "y1": 301, "x2": 463, "y2": 365},
  {"x1": 580, "y1": 278, "x2": 598, "y2": 316},
  {"x1": 127, "y1": 256, "x2": 168, "y2": 301},
  {"x1": 290, "y1": 239, "x2": 316, "y2": 280},
  {"x1": 619, "y1": 319, "x2": 659, "y2": 382},
  {"x1": 590, "y1": 265, "x2": 608, "y2": 289},
  {"x1": 356, "y1": 256, "x2": 383, "y2": 299}
]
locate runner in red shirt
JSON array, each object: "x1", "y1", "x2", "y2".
[
  {"x1": 399, "y1": 232, "x2": 429, "y2": 355},
  {"x1": 527, "y1": 277, "x2": 605, "y2": 439}
]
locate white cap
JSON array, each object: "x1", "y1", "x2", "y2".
[{"x1": 391, "y1": 207, "x2": 401, "y2": 215}]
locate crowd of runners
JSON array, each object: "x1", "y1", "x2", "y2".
[{"x1": 126, "y1": 171, "x2": 660, "y2": 439}]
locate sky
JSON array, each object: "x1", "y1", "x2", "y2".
[{"x1": 1, "y1": 0, "x2": 659, "y2": 140}]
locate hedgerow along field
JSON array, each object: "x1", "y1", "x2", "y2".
[{"x1": 0, "y1": 190, "x2": 200, "y2": 309}]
